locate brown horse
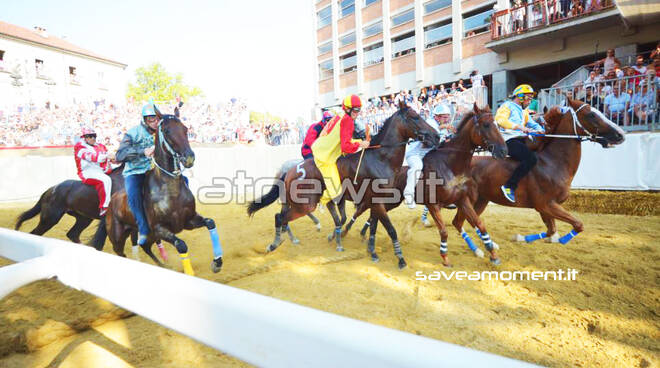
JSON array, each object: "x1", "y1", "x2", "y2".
[
  {"x1": 90, "y1": 108, "x2": 224, "y2": 275},
  {"x1": 247, "y1": 102, "x2": 441, "y2": 268},
  {"x1": 343, "y1": 104, "x2": 509, "y2": 266},
  {"x1": 452, "y1": 97, "x2": 625, "y2": 248}
]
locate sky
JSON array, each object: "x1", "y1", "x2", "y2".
[{"x1": 3, "y1": 0, "x2": 316, "y2": 119}]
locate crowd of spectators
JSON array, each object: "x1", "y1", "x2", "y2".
[{"x1": 0, "y1": 98, "x2": 306, "y2": 148}]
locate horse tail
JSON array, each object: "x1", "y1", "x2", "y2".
[
  {"x1": 89, "y1": 216, "x2": 108, "y2": 251},
  {"x1": 247, "y1": 173, "x2": 285, "y2": 217},
  {"x1": 15, "y1": 188, "x2": 49, "y2": 230}
]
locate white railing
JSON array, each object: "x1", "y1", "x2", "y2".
[{"x1": 0, "y1": 228, "x2": 538, "y2": 367}]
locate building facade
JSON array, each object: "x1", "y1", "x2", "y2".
[
  {"x1": 313, "y1": 0, "x2": 660, "y2": 113},
  {"x1": 0, "y1": 21, "x2": 127, "y2": 111}
]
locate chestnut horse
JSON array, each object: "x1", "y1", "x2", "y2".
[
  {"x1": 452, "y1": 97, "x2": 625, "y2": 248},
  {"x1": 90, "y1": 108, "x2": 224, "y2": 275},
  {"x1": 343, "y1": 104, "x2": 509, "y2": 266},
  {"x1": 248, "y1": 102, "x2": 441, "y2": 268}
]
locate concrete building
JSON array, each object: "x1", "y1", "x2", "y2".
[
  {"x1": 0, "y1": 21, "x2": 127, "y2": 110},
  {"x1": 312, "y1": 0, "x2": 660, "y2": 113}
]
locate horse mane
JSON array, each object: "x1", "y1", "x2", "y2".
[
  {"x1": 455, "y1": 111, "x2": 476, "y2": 133},
  {"x1": 370, "y1": 109, "x2": 400, "y2": 145}
]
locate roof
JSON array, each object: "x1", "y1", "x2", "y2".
[{"x1": 0, "y1": 20, "x2": 127, "y2": 67}]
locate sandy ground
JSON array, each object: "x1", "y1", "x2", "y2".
[{"x1": 0, "y1": 200, "x2": 659, "y2": 368}]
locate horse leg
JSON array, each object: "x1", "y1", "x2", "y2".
[
  {"x1": 66, "y1": 215, "x2": 93, "y2": 243},
  {"x1": 325, "y1": 200, "x2": 344, "y2": 251},
  {"x1": 458, "y1": 198, "x2": 500, "y2": 265},
  {"x1": 541, "y1": 214, "x2": 560, "y2": 243},
  {"x1": 29, "y1": 205, "x2": 65, "y2": 236},
  {"x1": 185, "y1": 214, "x2": 224, "y2": 273},
  {"x1": 360, "y1": 217, "x2": 374, "y2": 241},
  {"x1": 154, "y1": 225, "x2": 195, "y2": 276},
  {"x1": 426, "y1": 204, "x2": 451, "y2": 267},
  {"x1": 452, "y1": 198, "x2": 485, "y2": 259},
  {"x1": 343, "y1": 202, "x2": 368, "y2": 238},
  {"x1": 307, "y1": 213, "x2": 321, "y2": 232},
  {"x1": 539, "y1": 202, "x2": 584, "y2": 245},
  {"x1": 366, "y1": 212, "x2": 379, "y2": 262},
  {"x1": 468, "y1": 198, "x2": 499, "y2": 250},
  {"x1": 267, "y1": 205, "x2": 305, "y2": 253},
  {"x1": 108, "y1": 216, "x2": 129, "y2": 257},
  {"x1": 140, "y1": 240, "x2": 165, "y2": 267},
  {"x1": 372, "y1": 204, "x2": 406, "y2": 269},
  {"x1": 514, "y1": 212, "x2": 556, "y2": 243}
]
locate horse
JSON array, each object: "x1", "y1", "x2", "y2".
[
  {"x1": 247, "y1": 101, "x2": 441, "y2": 269},
  {"x1": 89, "y1": 108, "x2": 224, "y2": 276},
  {"x1": 15, "y1": 163, "x2": 129, "y2": 244},
  {"x1": 452, "y1": 97, "x2": 625, "y2": 249},
  {"x1": 342, "y1": 104, "x2": 509, "y2": 266}
]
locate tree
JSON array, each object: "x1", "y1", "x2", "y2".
[{"x1": 127, "y1": 62, "x2": 202, "y2": 103}]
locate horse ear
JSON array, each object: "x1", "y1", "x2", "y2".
[
  {"x1": 398, "y1": 100, "x2": 407, "y2": 110},
  {"x1": 174, "y1": 106, "x2": 180, "y2": 118},
  {"x1": 473, "y1": 102, "x2": 480, "y2": 115}
]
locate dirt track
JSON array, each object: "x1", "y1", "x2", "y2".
[{"x1": 1, "y1": 201, "x2": 659, "y2": 367}]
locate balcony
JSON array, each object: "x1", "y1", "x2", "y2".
[{"x1": 486, "y1": 0, "x2": 619, "y2": 52}]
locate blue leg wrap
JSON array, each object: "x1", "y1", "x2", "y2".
[
  {"x1": 461, "y1": 230, "x2": 478, "y2": 253},
  {"x1": 421, "y1": 206, "x2": 429, "y2": 221},
  {"x1": 335, "y1": 226, "x2": 342, "y2": 234},
  {"x1": 209, "y1": 227, "x2": 223, "y2": 258},
  {"x1": 559, "y1": 229, "x2": 578, "y2": 245},
  {"x1": 524, "y1": 232, "x2": 547, "y2": 243},
  {"x1": 475, "y1": 228, "x2": 482, "y2": 237}
]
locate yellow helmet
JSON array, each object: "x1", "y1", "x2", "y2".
[{"x1": 512, "y1": 84, "x2": 534, "y2": 97}]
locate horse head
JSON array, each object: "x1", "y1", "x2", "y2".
[
  {"x1": 562, "y1": 97, "x2": 625, "y2": 148},
  {"x1": 396, "y1": 100, "x2": 441, "y2": 149},
  {"x1": 155, "y1": 108, "x2": 195, "y2": 169},
  {"x1": 467, "y1": 103, "x2": 507, "y2": 158}
]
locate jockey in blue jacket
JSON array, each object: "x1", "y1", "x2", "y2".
[
  {"x1": 116, "y1": 102, "x2": 159, "y2": 245},
  {"x1": 494, "y1": 84, "x2": 545, "y2": 203}
]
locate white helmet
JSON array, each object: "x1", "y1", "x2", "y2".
[{"x1": 433, "y1": 104, "x2": 451, "y2": 116}]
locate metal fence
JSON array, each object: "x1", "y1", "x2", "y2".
[{"x1": 538, "y1": 74, "x2": 659, "y2": 132}]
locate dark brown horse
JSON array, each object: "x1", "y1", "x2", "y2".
[
  {"x1": 343, "y1": 104, "x2": 509, "y2": 266},
  {"x1": 247, "y1": 102, "x2": 441, "y2": 268},
  {"x1": 15, "y1": 164, "x2": 127, "y2": 243},
  {"x1": 90, "y1": 108, "x2": 224, "y2": 275},
  {"x1": 452, "y1": 97, "x2": 625, "y2": 248}
]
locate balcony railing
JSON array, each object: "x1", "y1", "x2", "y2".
[{"x1": 490, "y1": 0, "x2": 615, "y2": 41}]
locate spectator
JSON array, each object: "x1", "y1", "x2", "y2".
[
  {"x1": 428, "y1": 84, "x2": 438, "y2": 99},
  {"x1": 470, "y1": 70, "x2": 484, "y2": 88},
  {"x1": 604, "y1": 82, "x2": 630, "y2": 125},
  {"x1": 457, "y1": 79, "x2": 468, "y2": 91},
  {"x1": 650, "y1": 42, "x2": 660, "y2": 69},
  {"x1": 582, "y1": 85, "x2": 602, "y2": 109},
  {"x1": 632, "y1": 55, "x2": 647, "y2": 75},
  {"x1": 630, "y1": 81, "x2": 654, "y2": 124},
  {"x1": 589, "y1": 49, "x2": 621, "y2": 76}
]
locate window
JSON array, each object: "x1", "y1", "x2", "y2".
[
  {"x1": 340, "y1": 0, "x2": 355, "y2": 17},
  {"x1": 318, "y1": 41, "x2": 332, "y2": 55},
  {"x1": 424, "y1": 21, "x2": 452, "y2": 48},
  {"x1": 340, "y1": 52, "x2": 357, "y2": 73},
  {"x1": 339, "y1": 32, "x2": 356, "y2": 47},
  {"x1": 364, "y1": 42, "x2": 384, "y2": 66},
  {"x1": 391, "y1": 9, "x2": 414, "y2": 27},
  {"x1": 365, "y1": 0, "x2": 379, "y2": 6},
  {"x1": 35, "y1": 59, "x2": 44, "y2": 76},
  {"x1": 363, "y1": 21, "x2": 382, "y2": 38},
  {"x1": 424, "y1": 0, "x2": 451, "y2": 14},
  {"x1": 463, "y1": 8, "x2": 493, "y2": 36},
  {"x1": 319, "y1": 59, "x2": 333, "y2": 79},
  {"x1": 0, "y1": 50, "x2": 4, "y2": 60},
  {"x1": 318, "y1": 6, "x2": 332, "y2": 28},
  {"x1": 392, "y1": 32, "x2": 415, "y2": 58},
  {"x1": 69, "y1": 66, "x2": 76, "y2": 75}
]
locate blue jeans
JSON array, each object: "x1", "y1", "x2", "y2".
[{"x1": 125, "y1": 174, "x2": 150, "y2": 236}]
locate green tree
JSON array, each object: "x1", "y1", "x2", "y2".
[{"x1": 127, "y1": 62, "x2": 202, "y2": 103}]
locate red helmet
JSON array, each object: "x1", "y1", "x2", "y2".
[
  {"x1": 80, "y1": 127, "x2": 96, "y2": 138},
  {"x1": 342, "y1": 95, "x2": 362, "y2": 112}
]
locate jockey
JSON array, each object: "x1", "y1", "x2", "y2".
[
  {"x1": 403, "y1": 103, "x2": 453, "y2": 209},
  {"x1": 74, "y1": 128, "x2": 112, "y2": 216},
  {"x1": 301, "y1": 111, "x2": 333, "y2": 160},
  {"x1": 311, "y1": 95, "x2": 370, "y2": 205},
  {"x1": 116, "y1": 102, "x2": 158, "y2": 246},
  {"x1": 495, "y1": 84, "x2": 545, "y2": 203}
]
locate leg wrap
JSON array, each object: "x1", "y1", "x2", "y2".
[
  {"x1": 179, "y1": 252, "x2": 195, "y2": 276},
  {"x1": 479, "y1": 231, "x2": 493, "y2": 252},
  {"x1": 393, "y1": 240, "x2": 403, "y2": 257},
  {"x1": 440, "y1": 241, "x2": 448, "y2": 255},
  {"x1": 559, "y1": 229, "x2": 578, "y2": 245},
  {"x1": 204, "y1": 218, "x2": 223, "y2": 259},
  {"x1": 174, "y1": 239, "x2": 188, "y2": 254},
  {"x1": 461, "y1": 229, "x2": 478, "y2": 253},
  {"x1": 525, "y1": 232, "x2": 547, "y2": 243},
  {"x1": 421, "y1": 207, "x2": 429, "y2": 221}
]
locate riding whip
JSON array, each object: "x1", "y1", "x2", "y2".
[{"x1": 354, "y1": 124, "x2": 370, "y2": 184}]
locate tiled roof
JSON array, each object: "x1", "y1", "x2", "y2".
[{"x1": 0, "y1": 20, "x2": 126, "y2": 67}]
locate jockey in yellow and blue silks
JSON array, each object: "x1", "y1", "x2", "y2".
[{"x1": 495, "y1": 84, "x2": 545, "y2": 203}]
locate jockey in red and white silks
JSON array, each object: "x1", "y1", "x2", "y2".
[{"x1": 74, "y1": 127, "x2": 112, "y2": 216}]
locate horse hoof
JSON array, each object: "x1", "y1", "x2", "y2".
[
  {"x1": 492, "y1": 241, "x2": 500, "y2": 250},
  {"x1": 422, "y1": 219, "x2": 432, "y2": 228},
  {"x1": 336, "y1": 246, "x2": 344, "y2": 252},
  {"x1": 490, "y1": 257, "x2": 501, "y2": 266},
  {"x1": 512, "y1": 234, "x2": 525, "y2": 242},
  {"x1": 474, "y1": 248, "x2": 485, "y2": 258},
  {"x1": 370, "y1": 253, "x2": 379, "y2": 262},
  {"x1": 211, "y1": 257, "x2": 223, "y2": 273},
  {"x1": 398, "y1": 259, "x2": 407, "y2": 269},
  {"x1": 327, "y1": 233, "x2": 335, "y2": 242},
  {"x1": 266, "y1": 239, "x2": 283, "y2": 253},
  {"x1": 316, "y1": 223, "x2": 322, "y2": 232},
  {"x1": 291, "y1": 238, "x2": 300, "y2": 245}
]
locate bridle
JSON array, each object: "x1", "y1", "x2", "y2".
[
  {"x1": 153, "y1": 117, "x2": 184, "y2": 178},
  {"x1": 528, "y1": 103, "x2": 601, "y2": 142}
]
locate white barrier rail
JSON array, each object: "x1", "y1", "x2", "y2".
[{"x1": 0, "y1": 228, "x2": 539, "y2": 367}]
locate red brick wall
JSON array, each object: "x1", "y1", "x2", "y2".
[
  {"x1": 392, "y1": 53, "x2": 416, "y2": 75},
  {"x1": 424, "y1": 43, "x2": 452, "y2": 67},
  {"x1": 462, "y1": 32, "x2": 490, "y2": 58},
  {"x1": 364, "y1": 63, "x2": 384, "y2": 82},
  {"x1": 340, "y1": 70, "x2": 358, "y2": 88},
  {"x1": 319, "y1": 78, "x2": 334, "y2": 94},
  {"x1": 362, "y1": 1, "x2": 383, "y2": 23},
  {"x1": 338, "y1": 13, "x2": 356, "y2": 34}
]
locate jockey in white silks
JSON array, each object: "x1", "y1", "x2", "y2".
[{"x1": 403, "y1": 103, "x2": 454, "y2": 209}]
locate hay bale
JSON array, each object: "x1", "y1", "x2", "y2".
[{"x1": 564, "y1": 190, "x2": 660, "y2": 216}]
